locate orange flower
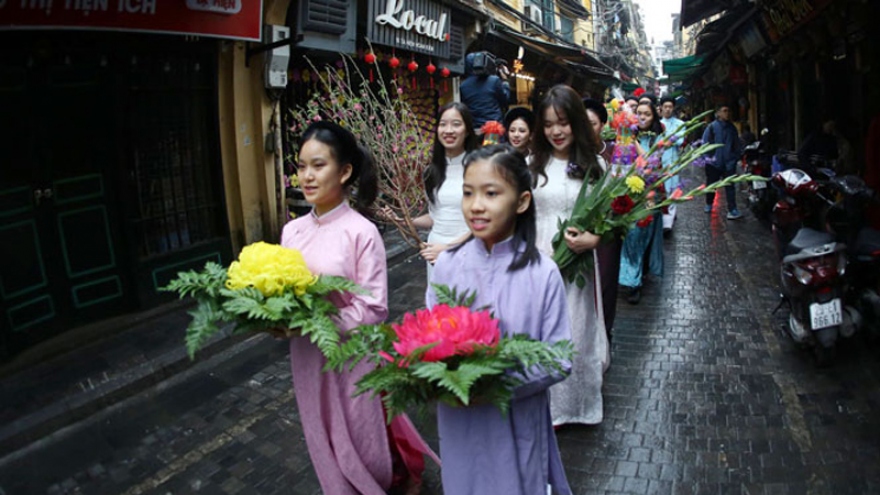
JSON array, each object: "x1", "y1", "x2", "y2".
[
  {"x1": 480, "y1": 120, "x2": 506, "y2": 136},
  {"x1": 391, "y1": 304, "x2": 500, "y2": 362}
]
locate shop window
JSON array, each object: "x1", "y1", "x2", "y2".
[{"x1": 126, "y1": 54, "x2": 224, "y2": 258}]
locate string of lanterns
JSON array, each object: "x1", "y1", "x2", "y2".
[
  {"x1": 361, "y1": 48, "x2": 453, "y2": 91},
  {"x1": 288, "y1": 49, "x2": 456, "y2": 93}
]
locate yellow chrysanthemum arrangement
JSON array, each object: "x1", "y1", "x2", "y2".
[
  {"x1": 226, "y1": 242, "x2": 316, "y2": 297},
  {"x1": 164, "y1": 242, "x2": 366, "y2": 363}
]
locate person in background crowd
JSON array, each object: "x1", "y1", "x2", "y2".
[
  {"x1": 798, "y1": 117, "x2": 849, "y2": 173},
  {"x1": 530, "y1": 85, "x2": 609, "y2": 426},
  {"x1": 639, "y1": 93, "x2": 658, "y2": 109},
  {"x1": 619, "y1": 101, "x2": 665, "y2": 305},
  {"x1": 583, "y1": 97, "x2": 621, "y2": 341},
  {"x1": 583, "y1": 98, "x2": 613, "y2": 164},
  {"x1": 460, "y1": 52, "x2": 510, "y2": 128},
  {"x1": 504, "y1": 107, "x2": 535, "y2": 157},
  {"x1": 428, "y1": 145, "x2": 573, "y2": 495},
  {"x1": 625, "y1": 95, "x2": 639, "y2": 113},
  {"x1": 410, "y1": 102, "x2": 479, "y2": 280},
  {"x1": 701, "y1": 103, "x2": 743, "y2": 219},
  {"x1": 739, "y1": 122, "x2": 756, "y2": 148},
  {"x1": 281, "y1": 121, "x2": 434, "y2": 495},
  {"x1": 659, "y1": 96, "x2": 686, "y2": 235}
]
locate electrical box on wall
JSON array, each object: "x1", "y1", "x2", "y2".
[{"x1": 264, "y1": 25, "x2": 290, "y2": 89}]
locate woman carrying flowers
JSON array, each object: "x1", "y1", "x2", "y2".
[
  {"x1": 530, "y1": 84, "x2": 609, "y2": 426},
  {"x1": 429, "y1": 145, "x2": 573, "y2": 495},
  {"x1": 410, "y1": 102, "x2": 480, "y2": 281},
  {"x1": 619, "y1": 101, "x2": 666, "y2": 305},
  {"x1": 583, "y1": 97, "x2": 622, "y2": 341},
  {"x1": 281, "y1": 121, "x2": 431, "y2": 494}
]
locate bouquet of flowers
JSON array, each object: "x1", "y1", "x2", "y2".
[
  {"x1": 163, "y1": 242, "x2": 366, "y2": 362},
  {"x1": 480, "y1": 120, "x2": 505, "y2": 146},
  {"x1": 552, "y1": 110, "x2": 767, "y2": 288},
  {"x1": 333, "y1": 285, "x2": 574, "y2": 419}
]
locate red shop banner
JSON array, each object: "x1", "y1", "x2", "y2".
[{"x1": 1, "y1": 0, "x2": 263, "y2": 41}]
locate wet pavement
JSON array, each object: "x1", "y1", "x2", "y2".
[{"x1": 1, "y1": 183, "x2": 879, "y2": 495}]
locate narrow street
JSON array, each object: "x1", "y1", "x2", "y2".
[{"x1": 1, "y1": 187, "x2": 878, "y2": 495}]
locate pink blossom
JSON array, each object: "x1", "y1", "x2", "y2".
[
  {"x1": 354, "y1": 103, "x2": 364, "y2": 112},
  {"x1": 391, "y1": 304, "x2": 500, "y2": 362},
  {"x1": 669, "y1": 188, "x2": 684, "y2": 200},
  {"x1": 397, "y1": 87, "x2": 404, "y2": 95}
]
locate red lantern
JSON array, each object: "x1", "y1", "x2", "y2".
[
  {"x1": 440, "y1": 67, "x2": 451, "y2": 92},
  {"x1": 364, "y1": 52, "x2": 376, "y2": 82},
  {"x1": 426, "y1": 62, "x2": 437, "y2": 89},
  {"x1": 389, "y1": 56, "x2": 400, "y2": 69},
  {"x1": 407, "y1": 59, "x2": 419, "y2": 89}
]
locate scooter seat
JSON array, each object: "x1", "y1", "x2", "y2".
[
  {"x1": 854, "y1": 228, "x2": 880, "y2": 256},
  {"x1": 786, "y1": 228, "x2": 835, "y2": 256}
]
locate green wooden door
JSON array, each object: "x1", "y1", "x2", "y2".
[{"x1": 0, "y1": 46, "x2": 130, "y2": 357}]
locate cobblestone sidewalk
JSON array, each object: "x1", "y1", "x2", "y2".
[{"x1": 1, "y1": 190, "x2": 878, "y2": 495}]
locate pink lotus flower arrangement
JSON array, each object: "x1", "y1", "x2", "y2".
[
  {"x1": 389, "y1": 304, "x2": 500, "y2": 363},
  {"x1": 336, "y1": 285, "x2": 573, "y2": 419}
]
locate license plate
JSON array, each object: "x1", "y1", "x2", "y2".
[
  {"x1": 810, "y1": 299, "x2": 842, "y2": 330},
  {"x1": 752, "y1": 180, "x2": 767, "y2": 190}
]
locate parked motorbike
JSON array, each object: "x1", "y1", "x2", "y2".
[
  {"x1": 741, "y1": 130, "x2": 774, "y2": 220},
  {"x1": 823, "y1": 174, "x2": 880, "y2": 341},
  {"x1": 770, "y1": 168, "x2": 853, "y2": 365}
]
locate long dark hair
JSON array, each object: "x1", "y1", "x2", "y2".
[
  {"x1": 451, "y1": 144, "x2": 539, "y2": 271},
  {"x1": 636, "y1": 101, "x2": 665, "y2": 147},
  {"x1": 299, "y1": 121, "x2": 378, "y2": 212},
  {"x1": 425, "y1": 102, "x2": 478, "y2": 204},
  {"x1": 531, "y1": 85, "x2": 602, "y2": 187}
]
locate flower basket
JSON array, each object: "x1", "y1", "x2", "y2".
[
  {"x1": 333, "y1": 285, "x2": 574, "y2": 420},
  {"x1": 162, "y1": 242, "x2": 366, "y2": 363}
]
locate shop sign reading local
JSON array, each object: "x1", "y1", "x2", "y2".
[{"x1": 367, "y1": 0, "x2": 451, "y2": 58}]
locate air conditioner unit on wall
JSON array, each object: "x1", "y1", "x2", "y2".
[{"x1": 526, "y1": 4, "x2": 542, "y2": 24}]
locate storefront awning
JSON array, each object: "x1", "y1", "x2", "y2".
[
  {"x1": 662, "y1": 54, "x2": 708, "y2": 82},
  {"x1": 680, "y1": 0, "x2": 741, "y2": 28},
  {"x1": 693, "y1": 4, "x2": 758, "y2": 55},
  {"x1": 489, "y1": 24, "x2": 614, "y2": 78}
]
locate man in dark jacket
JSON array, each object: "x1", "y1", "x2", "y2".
[
  {"x1": 460, "y1": 52, "x2": 510, "y2": 128},
  {"x1": 701, "y1": 103, "x2": 743, "y2": 219}
]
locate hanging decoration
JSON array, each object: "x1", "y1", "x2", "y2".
[
  {"x1": 426, "y1": 60, "x2": 436, "y2": 89},
  {"x1": 440, "y1": 66, "x2": 451, "y2": 92},
  {"x1": 407, "y1": 58, "x2": 419, "y2": 89},
  {"x1": 364, "y1": 51, "x2": 376, "y2": 83},
  {"x1": 389, "y1": 49, "x2": 401, "y2": 82}
]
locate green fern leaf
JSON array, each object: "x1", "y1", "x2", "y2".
[{"x1": 301, "y1": 314, "x2": 342, "y2": 361}]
